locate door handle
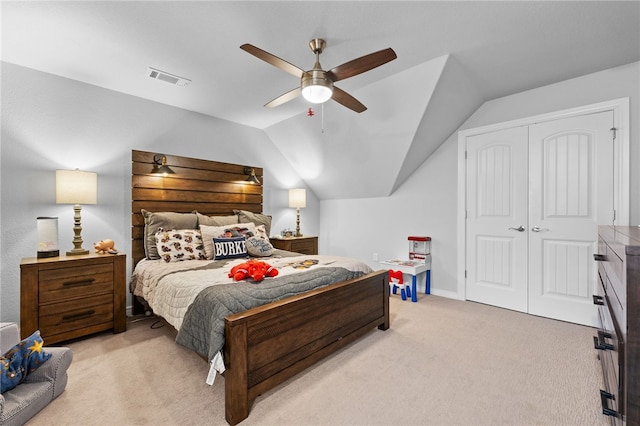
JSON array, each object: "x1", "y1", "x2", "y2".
[
  {"x1": 508, "y1": 226, "x2": 525, "y2": 232},
  {"x1": 531, "y1": 226, "x2": 549, "y2": 232}
]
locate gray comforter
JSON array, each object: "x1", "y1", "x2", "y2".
[{"x1": 175, "y1": 267, "x2": 364, "y2": 363}]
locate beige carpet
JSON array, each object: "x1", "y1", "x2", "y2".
[{"x1": 31, "y1": 295, "x2": 609, "y2": 426}]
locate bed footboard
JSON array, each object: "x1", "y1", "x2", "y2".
[{"x1": 224, "y1": 269, "x2": 389, "y2": 425}]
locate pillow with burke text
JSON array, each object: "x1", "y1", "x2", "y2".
[
  {"x1": 200, "y1": 223, "x2": 257, "y2": 260},
  {"x1": 213, "y1": 236, "x2": 248, "y2": 260}
]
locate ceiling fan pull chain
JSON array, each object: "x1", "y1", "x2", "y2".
[{"x1": 321, "y1": 103, "x2": 325, "y2": 133}]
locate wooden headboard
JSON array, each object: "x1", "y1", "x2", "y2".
[{"x1": 131, "y1": 150, "x2": 263, "y2": 265}]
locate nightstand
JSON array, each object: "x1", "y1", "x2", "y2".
[
  {"x1": 270, "y1": 235, "x2": 318, "y2": 255},
  {"x1": 20, "y1": 252, "x2": 126, "y2": 344}
]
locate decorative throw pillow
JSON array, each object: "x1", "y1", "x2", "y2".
[
  {"x1": 1, "y1": 330, "x2": 51, "y2": 394},
  {"x1": 213, "y1": 236, "x2": 248, "y2": 260},
  {"x1": 254, "y1": 224, "x2": 270, "y2": 241},
  {"x1": 142, "y1": 210, "x2": 198, "y2": 260},
  {"x1": 200, "y1": 223, "x2": 257, "y2": 260},
  {"x1": 246, "y1": 236, "x2": 275, "y2": 257},
  {"x1": 155, "y1": 229, "x2": 206, "y2": 263},
  {"x1": 234, "y1": 210, "x2": 273, "y2": 236}
]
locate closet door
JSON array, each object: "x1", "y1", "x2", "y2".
[
  {"x1": 528, "y1": 111, "x2": 614, "y2": 326},
  {"x1": 465, "y1": 126, "x2": 528, "y2": 312},
  {"x1": 465, "y1": 111, "x2": 614, "y2": 326}
]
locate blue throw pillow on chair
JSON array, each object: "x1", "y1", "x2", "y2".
[{"x1": 1, "y1": 330, "x2": 51, "y2": 393}]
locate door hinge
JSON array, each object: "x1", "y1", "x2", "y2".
[
  {"x1": 465, "y1": 150, "x2": 468, "y2": 160},
  {"x1": 465, "y1": 270, "x2": 467, "y2": 278},
  {"x1": 610, "y1": 127, "x2": 617, "y2": 141}
]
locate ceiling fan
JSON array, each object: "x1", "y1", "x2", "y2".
[{"x1": 240, "y1": 39, "x2": 397, "y2": 113}]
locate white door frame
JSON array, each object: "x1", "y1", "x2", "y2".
[{"x1": 456, "y1": 98, "x2": 629, "y2": 301}]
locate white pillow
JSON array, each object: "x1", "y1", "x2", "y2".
[{"x1": 155, "y1": 229, "x2": 206, "y2": 263}]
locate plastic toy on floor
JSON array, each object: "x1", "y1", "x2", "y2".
[{"x1": 389, "y1": 270, "x2": 411, "y2": 301}]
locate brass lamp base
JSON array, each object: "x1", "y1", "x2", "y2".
[
  {"x1": 294, "y1": 207, "x2": 303, "y2": 237},
  {"x1": 66, "y1": 248, "x2": 89, "y2": 256},
  {"x1": 66, "y1": 204, "x2": 89, "y2": 256}
]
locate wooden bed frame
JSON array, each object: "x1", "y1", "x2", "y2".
[{"x1": 131, "y1": 150, "x2": 389, "y2": 425}]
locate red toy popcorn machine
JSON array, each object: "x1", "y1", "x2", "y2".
[{"x1": 408, "y1": 236, "x2": 431, "y2": 263}]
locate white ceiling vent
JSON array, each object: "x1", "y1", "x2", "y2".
[{"x1": 146, "y1": 67, "x2": 191, "y2": 87}]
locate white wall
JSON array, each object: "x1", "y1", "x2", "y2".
[
  {"x1": 0, "y1": 62, "x2": 317, "y2": 323},
  {"x1": 319, "y1": 61, "x2": 640, "y2": 298}
]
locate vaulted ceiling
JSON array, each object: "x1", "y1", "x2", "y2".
[{"x1": 2, "y1": 1, "x2": 639, "y2": 199}]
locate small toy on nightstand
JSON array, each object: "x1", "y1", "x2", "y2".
[{"x1": 94, "y1": 239, "x2": 119, "y2": 254}]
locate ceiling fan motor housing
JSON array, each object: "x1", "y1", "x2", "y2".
[{"x1": 301, "y1": 69, "x2": 333, "y2": 103}]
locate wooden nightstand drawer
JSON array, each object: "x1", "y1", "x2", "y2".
[
  {"x1": 39, "y1": 263, "x2": 114, "y2": 304},
  {"x1": 270, "y1": 236, "x2": 318, "y2": 255},
  {"x1": 289, "y1": 239, "x2": 315, "y2": 254},
  {"x1": 39, "y1": 293, "x2": 114, "y2": 337}
]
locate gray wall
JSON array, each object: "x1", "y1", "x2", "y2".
[
  {"x1": 2, "y1": 60, "x2": 638, "y2": 324},
  {"x1": 0, "y1": 62, "x2": 317, "y2": 323},
  {"x1": 319, "y1": 61, "x2": 639, "y2": 298}
]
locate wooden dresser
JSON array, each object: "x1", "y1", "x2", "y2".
[
  {"x1": 594, "y1": 226, "x2": 640, "y2": 425},
  {"x1": 270, "y1": 235, "x2": 318, "y2": 255},
  {"x1": 20, "y1": 252, "x2": 126, "y2": 344}
]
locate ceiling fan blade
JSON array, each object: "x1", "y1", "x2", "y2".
[
  {"x1": 240, "y1": 44, "x2": 305, "y2": 78},
  {"x1": 331, "y1": 86, "x2": 367, "y2": 113},
  {"x1": 327, "y1": 48, "x2": 397, "y2": 82},
  {"x1": 265, "y1": 87, "x2": 302, "y2": 108}
]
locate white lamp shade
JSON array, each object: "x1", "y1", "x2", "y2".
[
  {"x1": 56, "y1": 169, "x2": 97, "y2": 205},
  {"x1": 288, "y1": 188, "x2": 306, "y2": 208}
]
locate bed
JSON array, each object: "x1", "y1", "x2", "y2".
[{"x1": 130, "y1": 150, "x2": 389, "y2": 425}]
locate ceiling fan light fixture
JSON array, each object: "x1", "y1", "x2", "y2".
[{"x1": 301, "y1": 70, "x2": 333, "y2": 104}]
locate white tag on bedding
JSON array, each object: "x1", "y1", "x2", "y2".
[
  {"x1": 206, "y1": 351, "x2": 226, "y2": 386},
  {"x1": 206, "y1": 362, "x2": 217, "y2": 385}
]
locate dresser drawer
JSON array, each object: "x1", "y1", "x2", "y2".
[
  {"x1": 603, "y1": 241, "x2": 627, "y2": 309},
  {"x1": 596, "y1": 293, "x2": 624, "y2": 423},
  {"x1": 39, "y1": 263, "x2": 114, "y2": 304},
  {"x1": 270, "y1": 236, "x2": 318, "y2": 255},
  {"x1": 39, "y1": 293, "x2": 114, "y2": 337}
]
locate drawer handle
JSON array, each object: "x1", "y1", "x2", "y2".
[
  {"x1": 600, "y1": 390, "x2": 619, "y2": 417},
  {"x1": 592, "y1": 295, "x2": 604, "y2": 306},
  {"x1": 593, "y1": 254, "x2": 607, "y2": 262},
  {"x1": 593, "y1": 335, "x2": 614, "y2": 351},
  {"x1": 62, "y1": 310, "x2": 96, "y2": 322},
  {"x1": 63, "y1": 278, "x2": 95, "y2": 287},
  {"x1": 598, "y1": 330, "x2": 612, "y2": 339}
]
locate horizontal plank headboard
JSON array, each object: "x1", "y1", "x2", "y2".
[{"x1": 131, "y1": 150, "x2": 263, "y2": 265}]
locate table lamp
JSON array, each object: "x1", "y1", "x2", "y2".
[
  {"x1": 56, "y1": 169, "x2": 97, "y2": 255},
  {"x1": 288, "y1": 188, "x2": 306, "y2": 237}
]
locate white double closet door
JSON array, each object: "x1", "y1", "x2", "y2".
[{"x1": 465, "y1": 111, "x2": 613, "y2": 326}]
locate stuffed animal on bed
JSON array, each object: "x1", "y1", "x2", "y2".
[{"x1": 229, "y1": 259, "x2": 278, "y2": 282}]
